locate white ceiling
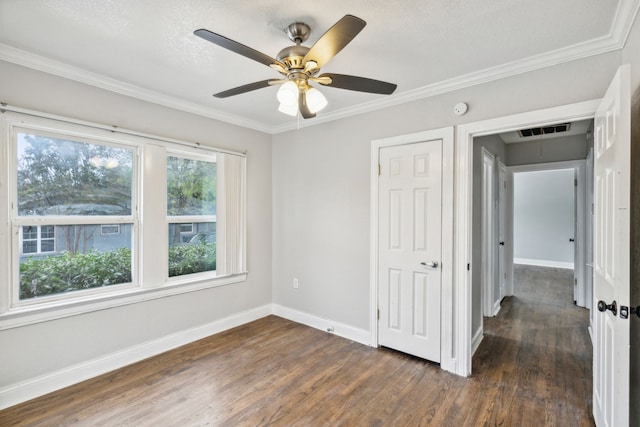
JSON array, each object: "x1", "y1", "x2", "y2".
[{"x1": 0, "y1": 0, "x2": 637, "y2": 133}]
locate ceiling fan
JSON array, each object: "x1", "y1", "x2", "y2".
[{"x1": 194, "y1": 14, "x2": 397, "y2": 119}]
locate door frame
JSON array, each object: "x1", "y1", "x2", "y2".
[
  {"x1": 370, "y1": 126, "x2": 455, "y2": 372},
  {"x1": 497, "y1": 161, "x2": 509, "y2": 300},
  {"x1": 481, "y1": 148, "x2": 497, "y2": 316},
  {"x1": 453, "y1": 99, "x2": 600, "y2": 376}
]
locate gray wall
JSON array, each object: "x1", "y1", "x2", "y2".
[
  {"x1": 272, "y1": 51, "x2": 620, "y2": 333},
  {"x1": 507, "y1": 134, "x2": 589, "y2": 166},
  {"x1": 622, "y1": 10, "x2": 640, "y2": 425},
  {"x1": 513, "y1": 169, "x2": 575, "y2": 266},
  {"x1": 0, "y1": 61, "x2": 273, "y2": 390}
]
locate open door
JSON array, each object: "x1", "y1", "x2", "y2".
[{"x1": 592, "y1": 65, "x2": 630, "y2": 427}]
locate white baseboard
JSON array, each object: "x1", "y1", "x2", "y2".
[
  {"x1": 0, "y1": 304, "x2": 272, "y2": 411},
  {"x1": 272, "y1": 304, "x2": 371, "y2": 346},
  {"x1": 493, "y1": 299, "x2": 502, "y2": 317},
  {"x1": 514, "y1": 258, "x2": 574, "y2": 269},
  {"x1": 471, "y1": 326, "x2": 484, "y2": 355}
]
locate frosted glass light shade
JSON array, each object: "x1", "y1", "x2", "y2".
[
  {"x1": 278, "y1": 102, "x2": 298, "y2": 117},
  {"x1": 306, "y1": 87, "x2": 328, "y2": 113},
  {"x1": 277, "y1": 81, "x2": 298, "y2": 106}
]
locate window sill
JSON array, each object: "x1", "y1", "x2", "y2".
[{"x1": 0, "y1": 273, "x2": 248, "y2": 331}]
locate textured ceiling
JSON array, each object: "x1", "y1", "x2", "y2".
[{"x1": 0, "y1": 0, "x2": 637, "y2": 133}]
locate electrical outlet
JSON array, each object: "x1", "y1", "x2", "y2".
[{"x1": 293, "y1": 278, "x2": 299, "y2": 289}]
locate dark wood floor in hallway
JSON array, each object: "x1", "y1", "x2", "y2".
[{"x1": 0, "y1": 265, "x2": 593, "y2": 426}]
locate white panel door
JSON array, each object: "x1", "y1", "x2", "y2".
[
  {"x1": 592, "y1": 65, "x2": 630, "y2": 427},
  {"x1": 378, "y1": 140, "x2": 442, "y2": 362},
  {"x1": 498, "y1": 162, "x2": 507, "y2": 301},
  {"x1": 481, "y1": 149, "x2": 496, "y2": 316}
]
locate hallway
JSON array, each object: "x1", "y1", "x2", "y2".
[{"x1": 473, "y1": 264, "x2": 594, "y2": 425}]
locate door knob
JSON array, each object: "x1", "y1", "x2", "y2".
[
  {"x1": 569, "y1": 238, "x2": 575, "y2": 242},
  {"x1": 421, "y1": 261, "x2": 439, "y2": 269},
  {"x1": 597, "y1": 300, "x2": 617, "y2": 316},
  {"x1": 499, "y1": 241, "x2": 505, "y2": 246}
]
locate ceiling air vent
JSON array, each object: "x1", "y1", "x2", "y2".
[{"x1": 518, "y1": 123, "x2": 571, "y2": 138}]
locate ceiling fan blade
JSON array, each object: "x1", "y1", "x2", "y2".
[
  {"x1": 298, "y1": 91, "x2": 316, "y2": 119},
  {"x1": 214, "y1": 80, "x2": 276, "y2": 98},
  {"x1": 317, "y1": 73, "x2": 397, "y2": 95},
  {"x1": 302, "y1": 15, "x2": 366, "y2": 68},
  {"x1": 194, "y1": 29, "x2": 286, "y2": 69}
]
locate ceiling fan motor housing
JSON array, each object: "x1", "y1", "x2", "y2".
[
  {"x1": 276, "y1": 45, "x2": 310, "y2": 70},
  {"x1": 285, "y1": 22, "x2": 311, "y2": 44}
]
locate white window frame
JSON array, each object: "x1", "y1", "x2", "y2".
[
  {"x1": 0, "y1": 110, "x2": 247, "y2": 330},
  {"x1": 166, "y1": 150, "x2": 218, "y2": 282},
  {"x1": 9, "y1": 123, "x2": 139, "y2": 309},
  {"x1": 20, "y1": 225, "x2": 56, "y2": 255}
]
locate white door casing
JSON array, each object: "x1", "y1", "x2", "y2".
[
  {"x1": 481, "y1": 148, "x2": 496, "y2": 317},
  {"x1": 498, "y1": 162, "x2": 508, "y2": 301},
  {"x1": 592, "y1": 65, "x2": 631, "y2": 427},
  {"x1": 377, "y1": 140, "x2": 443, "y2": 362},
  {"x1": 455, "y1": 99, "x2": 599, "y2": 377}
]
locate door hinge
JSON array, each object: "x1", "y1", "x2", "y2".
[
  {"x1": 378, "y1": 164, "x2": 381, "y2": 176},
  {"x1": 377, "y1": 308, "x2": 380, "y2": 320},
  {"x1": 574, "y1": 178, "x2": 578, "y2": 187}
]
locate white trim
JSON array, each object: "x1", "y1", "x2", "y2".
[
  {"x1": 514, "y1": 258, "x2": 575, "y2": 270},
  {"x1": 272, "y1": 32, "x2": 626, "y2": 134},
  {"x1": 454, "y1": 99, "x2": 599, "y2": 377},
  {"x1": 471, "y1": 326, "x2": 484, "y2": 355},
  {"x1": 0, "y1": 304, "x2": 272, "y2": 411},
  {"x1": 369, "y1": 127, "x2": 455, "y2": 372},
  {"x1": 0, "y1": 273, "x2": 248, "y2": 330},
  {"x1": 0, "y1": 46, "x2": 272, "y2": 135},
  {"x1": 272, "y1": 304, "x2": 371, "y2": 346},
  {"x1": 493, "y1": 299, "x2": 502, "y2": 317},
  {"x1": 2, "y1": 0, "x2": 638, "y2": 135},
  {"x1": 481, "y1": 148, "x2": 496, "y2": 318}
]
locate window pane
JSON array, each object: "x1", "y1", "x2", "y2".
[
  {"x1": 40, "y1": 239, "x2": 55, "y2": 253},
  {"x1": 19, "y1": 224, "x2": 133, "y2": 300},
  {"x1": 23, "y1": 241, "x2": 37, "y2": 254},
  {"x1": 22, "y1": 226, "x2": 37, "y2": 240},
  {"x1": 17, "y1": 133, "x2": 133, "y2": 216},
  {"x1": 41, "y1": 225, "x2": 55, "y2": 239},
  {"x1": 168, "y1": 222, "x2": 216, "y2": 277},
  {"x1": 167, "y1": 157, "x2": 216, "y2": 216}
]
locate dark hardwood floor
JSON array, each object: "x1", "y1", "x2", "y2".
[{"x1": 0, "y1": 265, "x2": 594, "y2": 426}]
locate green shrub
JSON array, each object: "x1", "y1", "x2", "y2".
[
  {"x1": 19, "y1": 243, "x2": 217, "y2": 300},
  {"x1": 168, "y1": 243, "x2": 216, "y2": 277},
  {"x1": 20, "y1": 248, "x2": 132, "y2": 299}
]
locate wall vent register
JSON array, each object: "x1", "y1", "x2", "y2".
[{"x1": 518, "y1": 123, "x2": 571, "y2": 138}]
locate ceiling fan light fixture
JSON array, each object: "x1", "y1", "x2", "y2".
[
  {"x1": 277, "y1": 81, "x2": 298, "y2": 106},
  {"x1": 306, "y1": 87, "x2": 328, "y2": 113},
  {"x1": 278, "y1": 102, "x2": 298, "y2": 117}
]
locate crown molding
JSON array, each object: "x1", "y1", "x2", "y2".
[
  {"x1": 0, "y1": 44, "x2": 272, "y2": 134},
  {"x1": 1, "y1": 0, "x2": 638, "y2": 135},
  {"x1": 271, "y1": 30, "x2": 627, "y2": 133}
]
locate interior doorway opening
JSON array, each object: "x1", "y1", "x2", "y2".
[{"x1": 469, "y1": 119, "x2": 594, "y2": 355}]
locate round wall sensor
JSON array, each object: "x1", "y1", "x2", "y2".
[{"x1": 453, "y1": 102, "x2": 468, "y2": 116}]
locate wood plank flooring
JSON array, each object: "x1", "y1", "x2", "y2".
[{"x1": 0, "y1": 265, "x2": 594, "y2": 426}]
